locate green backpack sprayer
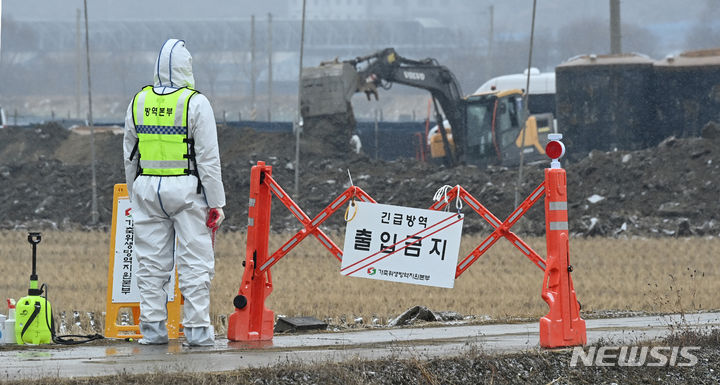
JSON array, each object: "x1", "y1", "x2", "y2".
[
  {"x1": 14, "y1": 232, "x2": 103, "y2": 345},
  {"x1": 15, "y1": 233, "x2": 53, "y2": 344}
]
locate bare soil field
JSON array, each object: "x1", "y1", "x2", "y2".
[{"x1": 0, "y1": 121, "x2": 718, "y2": 238}]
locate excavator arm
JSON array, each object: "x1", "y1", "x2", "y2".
[{"x1": 300, "y1": 48, "x2": 467, "y2": 165}]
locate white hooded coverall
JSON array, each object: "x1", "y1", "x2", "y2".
[{"x1": 123, "y1": 39, "x2": 226, "y2": 346}]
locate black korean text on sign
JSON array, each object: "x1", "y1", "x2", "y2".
[
  {"x1": 354, "y1": 229, "x2": 372, "y2": 251},
  {"x1": 121, "y1": 219, "x2": 134, "y2": 294},
  {"x1": 121, "y1": 272, "x2": 132, "y2": 294},
  {"x1": 404, "y1": 235, "x2": 422, "y2": 257},
  {"x1": 379, "y1": 212, "x2": 427, "y2": 228},
  {"x1": 429, "y1": 238, "x2": 447, "y2": 260},
  {"x1": 380, "y1": 232, "x2": 397, "y2": 253},
  {"x1": 418, "y1": 216, "x2": 428, "y2": 228},
  {"x1": 406, "y1": 215, "x2": 416, "y2": 227}
]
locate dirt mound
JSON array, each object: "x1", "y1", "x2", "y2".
[
  {"x1": 302, "y1": 112, "x2": 356, "y2": 157},
  {"x1": 0, "y1": 123, "x2": 717, "y2": 238},
  {"x1": 569, "y1": 135, "x2": 719, "y2": 237}
]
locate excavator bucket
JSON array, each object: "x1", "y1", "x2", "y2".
[{"x1": 300, "y1": 62, "x2": 360, "y2": 118}]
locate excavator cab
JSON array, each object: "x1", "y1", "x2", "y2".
[
  {"x1": 462, "y1": 93, "x2": 500, "y2": 165},
  {"x1": 460, "y1": 89, "x2": 551, "y2": 166}
]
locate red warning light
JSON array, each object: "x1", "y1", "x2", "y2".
[{"x1": 546, "y1": 140, "x2": 565, "y2": 159}]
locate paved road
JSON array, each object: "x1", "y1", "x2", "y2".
[{"x1": 1, "y1": 312, "x2": 718, "y2": 380}]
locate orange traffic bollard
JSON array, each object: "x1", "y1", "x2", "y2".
[
  {"x1": 539, "y1": 137, "x2": 586, "y2": 348},
  {"x1": 227, "y1": 162, "x2": 275, "y2": 341}
]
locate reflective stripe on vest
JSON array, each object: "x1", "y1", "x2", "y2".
[{"x1": 132, "y1": 86, "x2": 197, "y2": 176}]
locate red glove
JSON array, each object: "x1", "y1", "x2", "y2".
[{"x1": 206, "y1": 208, "x2": 225, "y2": 228}]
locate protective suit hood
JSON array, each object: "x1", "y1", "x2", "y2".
[{"x1": 154, "y1": 39, "x2": 195, "y2": 89}]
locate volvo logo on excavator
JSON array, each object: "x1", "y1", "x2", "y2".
[{"x1": 403, "y1": 71, "x2": 425, "y2": 81}]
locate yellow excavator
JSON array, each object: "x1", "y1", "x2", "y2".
[
  {"x1": 300, "y1": 48, "x2": 554, "y2": 167},
  {"x1": 426, "y1": 89, "x2": 555, "y2": 165}
]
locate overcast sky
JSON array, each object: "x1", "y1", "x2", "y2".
[
  {"x1": 4, "y1": 0, "x2": 285, "y2": 21},
  {"x1": 3, "y1": 1, "x2": 716, "y2": 29},
  {"x1": 2, "y1": 0, "x2": 718, "y2": 122}
]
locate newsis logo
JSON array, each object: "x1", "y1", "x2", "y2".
[
  {"x1": 367, "y1": 267, "x2": 377, "y2": 275},
  {"x1": 570, "y1": 346, "x2": 700, "y2": 367},
  {"x1": 125, "y1": 208, "x2": 132, "y2": 217}
]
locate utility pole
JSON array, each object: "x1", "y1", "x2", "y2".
[
  {"x1": 267, "y1": 13, "x2": 273, "y2": 122},
  {"x1": 514, "y1": 0, "x2": 537, "y2": 209},
  {"x1": 610, "y1": 0, "x2": 622, "y2": 54},
  {"x1": 487, "y1": 5, "x2": 494, "y2": 79},
  {"x1": 250, "y1": 14, "x2": 257, "y2": 121},
  {"x1": 83, "y1": 0, "x2": 98, "y2": 225},
  {"x1": 76, "y1": 9, "x2": 83, "y2": 119},
  {"x1": 295, "y1": 0, "x2": 307, "y2": 198}
]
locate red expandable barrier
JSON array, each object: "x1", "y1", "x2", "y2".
[
  {"x1": 228, "y1": 157, "x2": 587, "y2": 348},
  {"x1": 449, "y1": 183, "x2": 548, "y2": 277},
  {"x1": 539, "y1": 167, "x2": 586, "y2": 347}
]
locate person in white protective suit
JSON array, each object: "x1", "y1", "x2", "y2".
[
  {"x1": 350, "y1": 129, "x2": 362, "y2": 154},
  {"x1": 123, "y1": 38, "x2": 226, "y2": 346}
]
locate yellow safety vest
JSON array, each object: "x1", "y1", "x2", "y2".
[{"x1": 130, "y1": 86, "x2": 198, "y2": 176}]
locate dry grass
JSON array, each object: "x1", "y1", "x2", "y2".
[{"x1": 1, "y1": 230, "x2": 718, "y2": 333}]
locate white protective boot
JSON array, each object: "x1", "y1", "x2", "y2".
[
  {"x1": 183, "y1": 326, "x2": 215, "y2": 347},
  {"x1": 138, "y1": 321, "x2": 169, "y2": 345}
]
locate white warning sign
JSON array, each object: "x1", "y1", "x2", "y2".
[
  {"x1": 111, "y1": 198, "x2": 175, "y2": 303},
  {"x1": 341, "y1": 202, "x2": 463, "y2": 288}
]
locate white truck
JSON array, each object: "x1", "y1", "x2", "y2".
[{"x1": 474, "y1": 68, "x2": 556, "y2": 115}]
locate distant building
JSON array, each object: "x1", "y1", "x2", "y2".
[{"x1": 286, "y1": 0, "x2": 470, "y2": 24}]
